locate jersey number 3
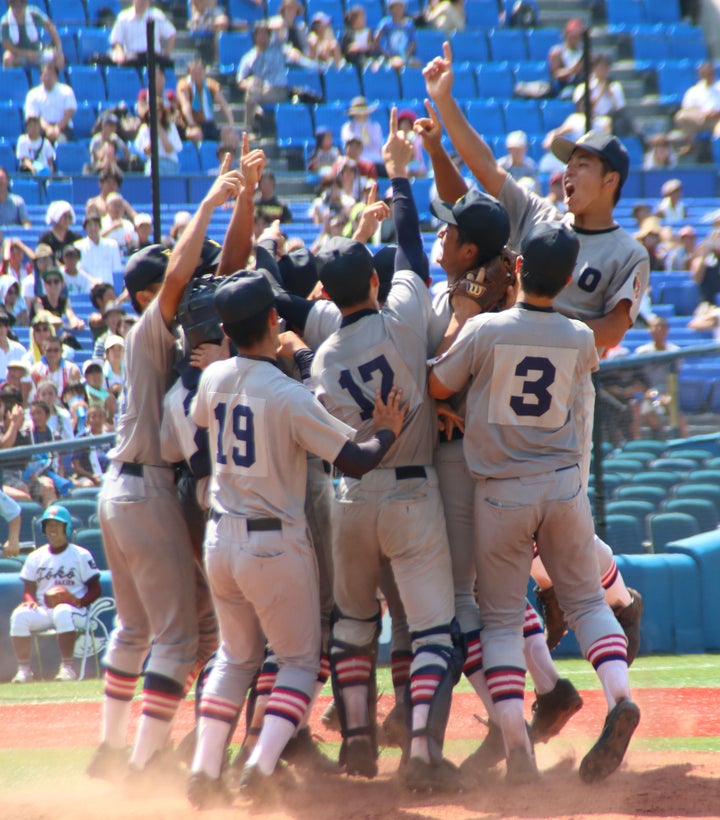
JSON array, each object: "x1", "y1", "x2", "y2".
[
  {"x1": 509, "y1": 356, "x2": 555, "y2": 417},
  {"x1": 214, "y1": 402, "x2": 255, "y2": 467},
  {"x1": 338, "y1": 355, "x2": 395, "y2": 420}
]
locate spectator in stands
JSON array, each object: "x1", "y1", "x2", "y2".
[
  {"x1": 422, "y1": 0, "x2": 466, "y2": 35},
  {"x1": 35, "y1": 379, "x2": 73, "y2": 441},
  {"x1": 636, "y1": 217, "x2": 666, "y2": 272},
  {"x1": 30, "y1": 335, "x2": 81, "y2": 396},
  {"x1": 691, "y1": 215, "x2": 720, "y2": 306},
  {"x1": 0, "y1": 276, "x2": 27, "y2": 326},
  {"x1": 0, "y1": 395, "x2": 35, "y2": 502},
  {"x1": 497, "y1": 130, "x2": 537, "y2": 181},
  {"x1": 24, "y1": 309, "x2": 57, "y2": 365},
  {"x1": 20, "y1": 398, "x2": 66, "y2": 504},
  {"x1": 254, "y1": 170, "x2": 293, "y2": 224},
  {"x1": 85, "y1": 167, "x2": 137, "y2": 223},
  {"x1": 643, "y1": 133, "x2": 678, "y2": 170},
  {"x1": 311, "y1": 211, "x2": 350, "y2": 254},
  {"x1": 24, "y1": 61, "x2": 77, "y2": 144},
  {"x1": 134, "y1": 99, "x2": 182, "y2": 176},
  {"x1": 102, "y1": 333, "x2": 125, "y2": 398},
  {"x1": 133, "y1": 213, "x2": 153, "y2": 250},
  {"x1": 2, "y1": 360, "x2": 30, "y2": 402},
  {"x1": 673, "y1": 61, "x2": 720, "y2": 157},
  {"x1": 665, "y1": 225, "x2": 699, "y2": 272},
  {"x1": 334, "y1": 156, "x2": 362, "y2": 203},
  {"x1": 39, "y1": 202, "x2": 81, "y2": 258},
  {"x1": 341, "y1": 96, "x2": 384, "y2": 167},
  {"x1": 187, "y1": 0, "x2": 229, "y2": 66},
  {"x1": 71, "y1": 403, "x2": 112, "y2": 486},
  {"x1": 338, "y1": 135, "x2": 379, "y2": 182},
  {"x1": 92, "y1": 300, "x2": 124, "y2": 359},
  {"x1": 373, "y1": 0, "x2": 419, "y2": 69},
  {"x1": 87, "y1": 112, "x2": 131, "y2": 175},
  {"x1": 270, "y1": 0, "x2": 309, "y2": 66},
  {"x1": 136, "y1": 64, "x2": 179, "y2": 124},
  {"x1": 82, "y1": 358, "x2": 116, "y2": 423},
  {"x1": 3, "y1": 236, "x2": 32, "y2": 282},
  {"x1": 166, "y1": 210, "x2": 191, "y2": 248},
  {"x1": 307, "y1": 128, "x2": 340, "y2": 179},
  {"x1": 236, "y1": 20, "x2": 288, "y2": 135},
  {"x1": 572, "y1": 53, "x2": 632, "y2": 136},
  {"x1": 0, "y1": 166, "x2": 31, "y2": 227},
  {"x1": 543, "y1": 169, "x2": 566, "y2": 212},
  {"x1": 656, "y1": 178, "x2": 688, "y2": 223},
  {"x1": 548, "y1": 18, "x2": 585, "y2": 98},
  {"x1": 101, "y1": 192, "x2": 138, "y2": 254},
  {"x1": 16, "y1": 113, "x2": 55, "y2": 176},
  {"x1": 310, "y1": 178, "x2": 354, "y2": 226},
  {"x1": 21, "y1": 242, "x2": 53, "y2": 316},
  {"x1": 341, "y1": 5, "x2": 376, "y2": 68},
  {"x1": 1, "y1": 0, "x2": 64, "y2": 69},
  {"x1": 33, "y1": 268, "x2": 85, "y2": 332},
  {"x1": 110, "y1": 0, "x2": 176, "y2": 67},
  {"x1": 176, "y1": 55, "x2": 236, "y2": 146},
  {"x1": 396, "y1": 108, "x2": 427, "y2": 177},
  {"x1": 307, "y1": 11, "x2": 343, "y2": 68},
  {"x1": 60, "y1": 244, "x2": 96, "y2": 296},
  {"x1": 61, "y1": 380, "x2": 89, "y2": 436},
  {"x1": 75, "y1": 214, "x2": 122, "y2": 287},
  {"x1": 0, "y1": 304, "x2": 25, "y2": 381}
]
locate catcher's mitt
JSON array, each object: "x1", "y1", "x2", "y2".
[
  {"x1": 44, "y1": 585, "x2": 78, "y2": 609},
  {"x1": 448, "y1": 248, "x2": 516, "y2": 313}
]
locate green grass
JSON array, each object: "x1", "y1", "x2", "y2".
[{"x1": 1, "y1": 654, "x2": 718, "y2": 705}]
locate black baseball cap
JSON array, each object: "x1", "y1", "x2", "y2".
[
  {"x1": 124, "y1": 244, "x2": 170, "y2": 297},
  {"x1": 551, "y1": 131, "x2": 630, "y2": 187},
  {"x1": 214, "y1": 270, "x2": 275, "y2": 324},
  {"x1": 430, "y1": 190, "x2": 510, "y2": 263},
  {"x1": 316, "y1": 237, "x2": 375, "y2": 305},
  {"x1": 521, "y1": 222, "x2": 580, "y2": 282},
  {"x1": 278, "y1": 247, "x2": 318, "y2": 298}
]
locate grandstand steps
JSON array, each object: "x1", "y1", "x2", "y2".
[{"x1": 537, "y1": 0, "x2": 594, "y2": 29}]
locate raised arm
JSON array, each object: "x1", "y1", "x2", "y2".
[
  {"x1": 414, "y1": 99, "x2": 467, "y2": 202},
  {"x1": 424, "y1": 42, "x2": 508, "y2": 198}
]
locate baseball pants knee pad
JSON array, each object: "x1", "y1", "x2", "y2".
[
  {"x1": 407, "y1": 619, "x2": 466, "y2": 764},
  {"x1": 329, "y1": 606, "x2": 381, "y2": 761}
]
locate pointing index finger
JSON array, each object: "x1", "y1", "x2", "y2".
[{"x1": 389, "y1": 106, "x2": 398, "y2": 136}]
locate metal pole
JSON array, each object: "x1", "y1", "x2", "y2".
[
  {"x1": 582, "y1": 27, "x2": 592, "y2": 133},
  {"x1": 147, "y1": 19, "x2": 162, "y2": 245}
]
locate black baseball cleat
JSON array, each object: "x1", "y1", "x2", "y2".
[
  {"x1": 505, "y1": 746, "x2": 541, "y2": 785},
  {"x1": 381, "y1": 701, "x2": 408, "y2": 749},
  {"x1": 529, "y1": 678, "x2": 584, "y2": 743},
  {"x1": 459, "y1": 720, "x2": 506, "y2": 776},
  {"x1": 343, "y1": 736, "x2": 378, "y2": 779},
  {"x1": 86, "y1": 742, "x2": 130, "y2": 783},
  {"x1": 613, "y1": 589, "x2": 643, "y2": 666},
  {"x1": 239, "y1": 761, "x2": 295, "y2": 803},
  {"x1": 579, "y1": 698, "x2": 640, "y2": 783},
  {"x1": 187, "y1": 771, "x2": 232, "y2": 810},
  {"x1": 404, "y1": 756, "x2": 467, "y2": 793},
  {"x1": 280, "y1": 727, "x2": 341, "y2": 774}
]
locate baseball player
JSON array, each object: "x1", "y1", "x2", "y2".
[
  {"x1": 87, "y1": 161, "x2": 244, "y2": 785},
  {"x1": 422, "y1": 43, "x2": 648, "y2": 662},
  {"x1": 311, "y1": 112, "x2": 462, "y2": 793},
  {"x1": 429, "y1": 221, "x2": 640, "y2": 784},
  {"x1": 10, "y1": 504, "x2": 101, "y2": 683},
  {"x1": 186, "y1": 271, "x2": 405, "y2": 808}
]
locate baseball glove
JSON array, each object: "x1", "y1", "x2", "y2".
[
  {"x1": 448, "y1": 249, "x2": 516, "y2": 313},
  {"x1": 44, "y1": 585, "x2": 78, "y2": 609}
]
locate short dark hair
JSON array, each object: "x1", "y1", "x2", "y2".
[
  {"x1": 599, "y1": 155, "x2": 622, "y2": 206},
  {"x1": 99, "y1": 167, "x2": 123, "y2": 185},
  {"x1": 222, "y1": 306, "x2": 273, "y2": 349},
  {"x1": 90, "y1": 282, "x2": 114, "y2": 310},
  {"x1": 30, "y1": 399, "x2": 51, "y2": 417},
  {"x1": 520, "y1": 262, "x2": 568, "y2": 298}
]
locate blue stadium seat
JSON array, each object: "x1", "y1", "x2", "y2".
[
  {"x1": 76, "y1": 28, "x2": 110, "y2": 63},
  {"x1": 487, "y1": 29, "x2": 527, "y2": 62},
  {"x1": 414, "y1": 30, "x2": 446, "y2": 64},
  {"x1": 159, "y1": 177, "x2": 188, "y2": 202},
  {"x1": 451, "y1": 63, "x2": 479, "y2": 99},
  {"x1": 0, "y1": 142, "x2": 15, "y2": 172},
  {"x1": 49, "y1": 0, "x2": 87, "y2": 26},
  {"x1": 399, "y1": 68, "x2": 427, "y2": 101},
  {"x1": 540, "y1": 98, "x2": 574, "y2": 130},
  {"x1": 58, "y1": 27, "x2": 79, "y2": 65},
  {"x1": 677, "y1": 377, "x2": 711, "y2": 413},
  {"x1": 217, "y1": 31, "x2": 253, "y2": 73},
  {"x1": 55, "y1": 142, "x2": 88, "y2": 175},
  {"x1": 475, "y1": 62, "x2": 514, "y2": 98},
  {"x1": 313, "y1": 102, "x2": 349, "y2": 142},
  {"x1": 644, "y1": 0, "x2": 680, "y2": 24},
  {"x1": 667, "y1": 27, "x2": 707, "y2": 60},
  {"x1": 72, "y1": 103, "x2": 98, "y2": 140},
  {"x1": 287, "y1": 65, "x2": 323, "y2": 100},
  {"x1": 524, "y1": 28, "x2": 559, "y2": 62},
  {"x1": 656, "y1": 60, "x2": 697, "y2": 102},
  {"x1": 0, "y1": 68, "x2": 29, "y2": 103},
  {"x1": 74, "y1": 528, "x2": 108, "y2": 570},
  {"x1": 0, "y1": 106, "x2": 22, "y2": 142},
  {"x1": 68, "y1": 66, "x2": 107, "y2": 106},
  {"x1": 305, "y1": 0, "x2": 346, "y2": 24},
  {"x1": 450, "y1": 33, "x2": 489, "y2": 64},
  {"x1": 199, "y1": 140, "x2": 221, "y2": 173},
  {"x1": 633, "y1": 33, "x2": 671, "y2": 63},
  {"x1": 660, "y1": 281, "x2": 700, "y2": 315},
  {"x1": 227, "y1": 0, "x2": 268, "y2": 25},
  {"x1": 503, "y1": 99, "x2": 543, "y2": 134},
  {"x1": 464, "y1": 100, "x2": 505, "y2": 136},
  {"x1": 464, "y1": 0, "x2": 500, "y2": 28},
  {"x1": 606, "y1": 514, "x2": 645, "y2": 554},
  {"x1": 323, "y1": 66, "x2": 362, "y2": 103},
  {"x1": 606, "y1": 0, "x2": 646, "y2": 25},
  {"x1": 650, "y1": 512, "x2": 699, "y2": 552},
  {"x1": 141, "y1": 65, "x2": 177, "y2": 92},
  {"x1": 664, "y1": 499, "x2": 719, "y2": 533},
  {"x1": 275, "y1": 103, "x2": 314, "y2": 144},
  {"x1": 105, "y1": 67, "x2": 142, "y2": 104},
  {"x1": 178, "y1": 142, "x2": 201, "y2": 173},
  {"x1": 86, "y1": 0, "x2": 122, "y2": 26},
  {"x1": 361, "y1": 66, "x2": 401, "y2": 101},
  {"x1": 622, "y1": 136, "x2": 645, "y2": 167},
  {"x1": 46, "y1": 178, "x2": 74, "y2": 203},
  {"x1": 513, "y1": 60, "x2": 548, "y2": 86}
]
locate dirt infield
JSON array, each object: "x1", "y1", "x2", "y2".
[{"x1": 1, "y1": 689, "x2": 719, "y2": 820}]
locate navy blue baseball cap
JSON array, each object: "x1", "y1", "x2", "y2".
[
  {"x1": 278, "y1": 247, "x2": 318, "y2": 298},
  {"x1": 430, "y1": 190, "x2": 510, "y2": 263},
  {"x1": 317, "y1": 237, "x2": 375, "y2": 305},
  {"x1": 551, "y1": 131, "x2": 630, "y2": 187},
  {"x1": 521, "y1": 221, "x2": 580, "y2": 281},
  {"x1": 124, "y1": 244, "x2": 169, "y2": 297},
  {"x1": 214, "y1": 270, "x2": 275, "y2": 324}
]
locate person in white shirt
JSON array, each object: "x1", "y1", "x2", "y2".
[
  {"x1": 134, "y1": 101, "x2": 182, "y2": 175},
  {"x1": 110, "y1": 0, "x2": 176, "y2": 66},
  {"x1": 24, "y1": 61, "x2": 77, "y2": 143},
  {"x1": 16, "y1": 113, "x2": 55, "y2": 175},
  {"x1": 74, "y1": 214, "x2": 122, "y2": 286},
  {"x1": 0, "y1": 304, "x2": 26, "y2": 380},
  {"x1": 60, "y1": 244, "x2": 97, "y2": 295},
  {"x1": 674, "y1": 61, "x2": 720, "y2": 154},
  {"x1": 101, "y1": 192, "x2": 138, "y2": 254},
  {"x1": 655, "y1": 178, "x2": 688, "y2": 224}
]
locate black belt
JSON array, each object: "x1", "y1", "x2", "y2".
[
  {"x1": 395, "y1": 466, "x2": 426, "y2": 480},
  {"x1": 210, "y1": 510, "x2": 282, "y2": 531},
  {"x1": 119, "y1": 462, "x2": 144, "y2": 477},
  {"x1": 322, "y1": 460, "x2": 331, "y2": 475}
]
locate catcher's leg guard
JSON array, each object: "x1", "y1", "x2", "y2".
[
  {"x1": 329, "y1": 606, "x2": 381, "y2": 771},
  {"x1": 406, "y1": 619, "x2": 466, "y2": 765}
]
